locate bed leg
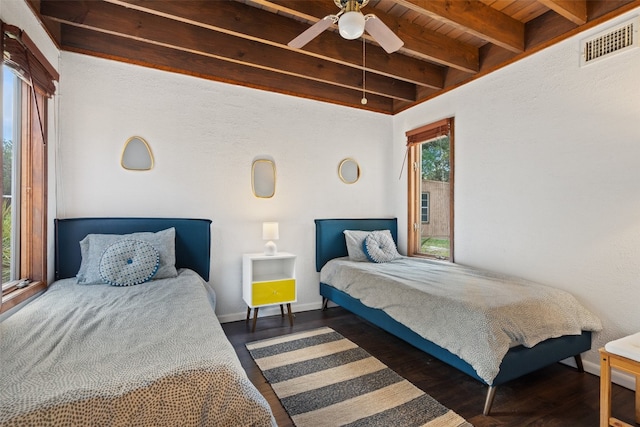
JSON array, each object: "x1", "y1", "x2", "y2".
[
  {"x1": 322, "y1": 297, "x2": 328, "y2": 311},
  {"x1": 483, "y1": 386, "x2": 496, "y2": 416},
  {"x1": 574, "y1": 354, "x2": 584, "y2": 372}
]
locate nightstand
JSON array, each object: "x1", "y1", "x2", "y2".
[{"x1": 242, "y1": 252, "x2": 296, "y2": 332}]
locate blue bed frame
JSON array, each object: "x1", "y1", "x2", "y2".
[
  {"x1": 55, "y1": 217, "x2": 212, "y2": 281},
  {"x1": 315, "y1": 218, "x2": 592, "y2": 415}
]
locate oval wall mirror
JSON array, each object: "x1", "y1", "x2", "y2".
[
  {"x1": 121, "y1": 136, "x2": 154, "y2": 171},
  {"x1": 338, "y1": 158, "x2": 360, "y2": 184},
  {"x1": 252, "y1": 158, "x2": 276, "y2": 198}
]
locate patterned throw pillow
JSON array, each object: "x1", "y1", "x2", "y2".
[
  {"x1": 99, "y1": 240, "x2": 160, "y2": 286},
  {"x1": 363, "y1": 231, "x2": 401, "y2": 263}
]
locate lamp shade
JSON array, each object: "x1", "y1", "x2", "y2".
[
  {"x1": 262, "y1": 222, "x2": 279, "y2": 240},
  {"x1": 338, "y1": 11, "x2": 365, "y2": 40}
]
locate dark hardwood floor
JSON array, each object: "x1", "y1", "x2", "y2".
[{"x1": 222, "y1": 307, "x2": 636, "y2": 426}]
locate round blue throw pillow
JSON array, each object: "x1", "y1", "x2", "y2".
[
  {"x1": 363, "y1": 231, "x2": 400, "y2": 263},
  {"x1": 99, "y1": 239, "x2": 160, "y2": 286}
]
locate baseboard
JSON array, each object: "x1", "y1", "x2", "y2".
[
  {"x1": 217, "y1": 301, "x2": 323, "y2": 324},
  {"x1": 561, "y1": 356, "x2": 636, "y2": 391}
]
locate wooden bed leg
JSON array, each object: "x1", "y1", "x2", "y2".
[
  {"x1": 322, "y1": 297, "x2": 328, "y2": 311},
  {"x1": 574, "y1": 355, "x2": 585, "y2": 372},
  {"x1": 246, "y1": 307, "x2": 251, "y2": 322},
  {"x1": 483, "y1": 386, "x2": 496, "y2": 416}
]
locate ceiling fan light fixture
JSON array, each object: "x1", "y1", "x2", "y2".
[{"x1": 338, "y1": 11, "x2": 365, "y2": 39}]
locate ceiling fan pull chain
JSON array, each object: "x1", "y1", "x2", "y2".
[{"x1": 361, "y1": 36, "x2": 367, "y2": 105}]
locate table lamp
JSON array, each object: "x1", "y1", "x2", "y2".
[{"x1": 262, "y1": 222, "x2": 279, "y2": 255}]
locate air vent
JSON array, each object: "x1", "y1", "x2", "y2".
[{"x1": 580, "y1": 17, "x2": 639, "y2": 66}]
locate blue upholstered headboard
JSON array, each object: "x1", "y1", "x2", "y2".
[
  {"x1": 55, "y1": 218, "x2": 212, "y2": 281},
  {"x1": 314, "y1": 218, "x2": 398, "y2": 271}
]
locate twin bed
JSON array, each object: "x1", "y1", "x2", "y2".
[
  {"x1": 315, "y1": 218, "x2": 602, "y2": 415},
  {"x1": 0, "y1": 216, "x2": 602, "y2": 423},
  {"x1": 0, "y1": 217, "x2": 276, "y2": 427}
]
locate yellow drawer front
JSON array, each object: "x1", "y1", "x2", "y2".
[{"x1": 252, "y1": 279, "x2": 295, "y2": 306}]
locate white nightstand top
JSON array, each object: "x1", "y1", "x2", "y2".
[{"x1": 243, "y1": 252, "x2": 295, "y2": 260}]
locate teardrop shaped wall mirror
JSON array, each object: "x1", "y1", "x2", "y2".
[
  {"x1": 338, "y1": 158, "x2": 360, "y2": 184},
  {"x1": 252, "y1": 158, "x2": 276, "y2": 198},
  {"x1": 121, "y1": 136, "x2": 154, "y2": 171}
]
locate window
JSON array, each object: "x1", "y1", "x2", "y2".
[
  {"x1": 421, "y1": 192, "x2": 430, "y2": 223},
  {"x1": 2, "y1": 67, "x2": 20, "y2": 285},
  {"x1": 406, "y1": 118, "x2": 454, "y2": 261},
  {"x1": 1, "y1": 22, "x2": 57, "y2": 313}
]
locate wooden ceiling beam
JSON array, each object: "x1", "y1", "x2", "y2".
[
  {"x1": 588, "y1": 0, "x2": 640, "y2": 21},
  {"x1": 103, "y1": 0, "x2": 445, "y2": 88},
  {"x1": 395, "y1": 0, "x2": 525, "y2": 53},
  {"x1": 39, "y1": 0, "x2": 417, "y2": 101},
  {"x1": 31, "y1": 0, "x2": 638, "y2": 115},
  {"x1": 251, "y1": 0, "x2": 479, "y2": 73},
  {"x1": 60, "y1": 24, "x2": 395, "y2": 113},
  {"x1": 537, "y1": 0, "x2": 587, "y2": 25}
]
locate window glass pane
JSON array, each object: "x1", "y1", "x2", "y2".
[
  {"x1": 421, "y1": 192, "x2": 429, "y2": 222},
  {"x1": 419, "y1": 135, "x2": 450, "y2": 259},
  {"x1": 2, "y1": 66, "x2": 19, "y2": 285}
]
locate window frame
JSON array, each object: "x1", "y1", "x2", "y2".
[
  {"x1": 1, "y1": 77, "x2": 48, "y2": 313},
  {"x1": 1, "y1": 22, "x2": 55, "y2": 313},
  {"x1": 406, "y1": 118, "x2": 454, "y2": 261}
]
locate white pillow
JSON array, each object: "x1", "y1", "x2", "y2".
[{"x1": 343, "y1": 230, "x2": 373, "y2": 261}]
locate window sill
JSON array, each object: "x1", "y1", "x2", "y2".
[
  {"x1": 1, "y1": 281, "x2": 46, "y2": 314},
  {"x1": 410, "y1": 253, "x2": 452, "y2": 262}
]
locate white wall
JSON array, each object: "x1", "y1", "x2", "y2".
[
  {"x1": 0, "y1": 0, "x2": 60, "y2": 283},
  {"x1": 9, "y1": 0, "x2": 640, "y2": 387},
  {"x1": 393, "y1": 9, "x2": 640, "y2": 379},
  {"x1": 57, "y1": 53, "x2": 394, "y2": 321}
]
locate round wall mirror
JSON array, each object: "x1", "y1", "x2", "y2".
[
  {"x1": 338, "y1": 158, "x2": 360, "y2": 184},
  {"x1": 121, "y1": 136, "x2": 154, "y2": 171},
  {"x1": 252, "y1": 158, "x2": 276, "y2": 198}
]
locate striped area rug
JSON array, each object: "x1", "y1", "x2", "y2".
[{"x1": 246, "y1": 327, "x2": 472, "y2": 427}]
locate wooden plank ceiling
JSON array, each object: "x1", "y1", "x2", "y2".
[{"x1": 29, "y1": 0, "x2": 640, "y2": 114}]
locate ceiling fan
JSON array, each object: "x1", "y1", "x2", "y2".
[{"x1": 287, "y1": 0, "x2": 404, "y2": 54}]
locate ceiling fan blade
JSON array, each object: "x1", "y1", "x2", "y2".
[
  {"x1": 288, "y1": 15, "x2": 337, "y2": 49},
  {"x1": 364, "y1": 14, "x2": 404, "y2": 54}
]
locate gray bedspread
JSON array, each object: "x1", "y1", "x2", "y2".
[
  {"x1": 0, "y1": 269, "x2": 275, "y2": 426},
  {"x1": 321, "y1": 257, "x2": 602, "y2": 384}
]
